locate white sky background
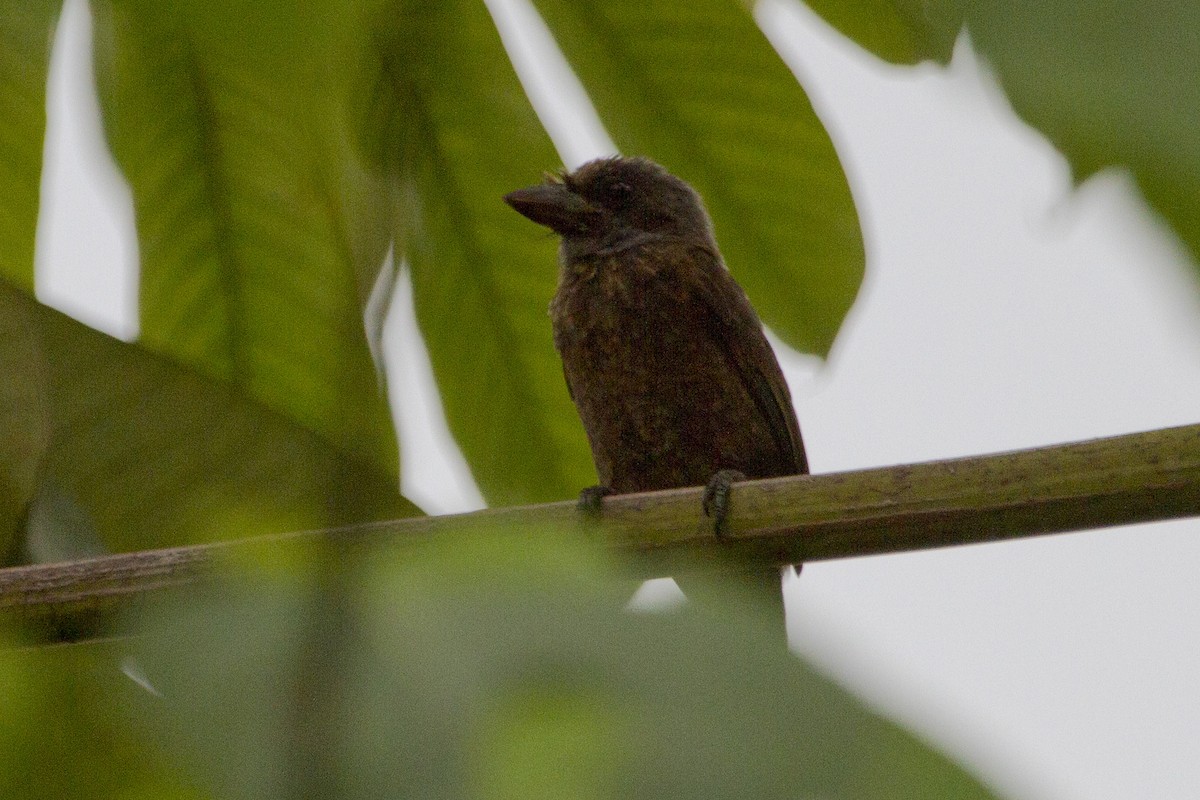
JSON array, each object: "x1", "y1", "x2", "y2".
[{"x1": 35, "y1": 0, "x2": 1200, "y2": 798}]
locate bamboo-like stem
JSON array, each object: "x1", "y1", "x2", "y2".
[{"x1": 3, "y1": 423, "x2": 1199, "y2": 624}]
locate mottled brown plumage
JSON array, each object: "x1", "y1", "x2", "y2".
[{"x1": 504, "y1": 156, "x2": 806, "y2": 615}]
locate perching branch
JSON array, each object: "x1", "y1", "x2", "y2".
[{"x1": 3, "y1": 422, "x2": 1200, "y2": 628}]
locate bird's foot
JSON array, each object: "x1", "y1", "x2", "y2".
[
  {"x1": 577, "y1": 485, "x2": 614, "y2": 518},
  {"x1": 702, "y1": 469, "x2": 747, "y2": 537}
]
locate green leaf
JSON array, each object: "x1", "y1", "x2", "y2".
[
  {"x1": 364, "y1": 0, "x2": 597, "y2": 505},
  {"x1": 0, "y1": 1, "x2": 61, "y2": 289},
  {"x1": 958, "y1": 0, "x2": 1200, "y2": 269},
  {"x1": 0, "y1": 284, "x2": 49, "y2": 559},
  {"x1": 799, "y1": 0, "x2": 962, "y2": 64},
  {"x1": 0, "y1": 279, "x2": 416, "y2": 554},
  {"x1": 527, "y1": 0, "x2": 865, "y2": 357},
  {"x1": 90, "y1": 0, "x2": 399, "y2": 482},
  {"x1": 130, "y1": 528, "x2": 1000, "y2": 800},
  {"x1": 0, "y1": 635, "x2": 206, "y2": 800}
]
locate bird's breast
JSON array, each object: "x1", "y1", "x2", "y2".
[{"x1": 549, "y1": 248, "x2": 779, "y2": 491}]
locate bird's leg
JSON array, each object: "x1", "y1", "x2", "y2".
[
  {"x1": 702, "y1": 469, "x2": 747, "y2": 537},
  {"x1": 577, "y1": 484, "x2": 614, "y2": 517}
]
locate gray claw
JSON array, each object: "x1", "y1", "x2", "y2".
[
  {"x1": 702, "y1": 469, "x2": 746, "y2": 537},
  {"x1": 577, "y1": 485, "x2": 614, "y2": 517}
]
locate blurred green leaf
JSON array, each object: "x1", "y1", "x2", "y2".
[
  {"x1": 0, "y1": 279, "x2": 416, "y2": 554},
  {"x1": 0, "y1": 1, "x2": 61, "y2": 289},
  {"x1": 0, "y1": 635, "x2": 206, "y2": 800},
  {"x1": 800, "y1": 0, "x2": 1200, "y2": 270},
  {"x1": 363, "y1": 0, "x2": 597, "y2": 505},
  {"x1": 959, "y1": 0, "x2": 1200, "y2": 269},
  {"x1": 130, "y1": 529, "x2": 1000, "y2": 800},
  {"x1": 0, "y1": 281, "x2": 49, "y2": 558},
  {"x1": 90, "y1": 0, "x2": 399, "y2": 483},
  {"x1": 528, "y1": 0, "x2": 865, "y2": 357},
  {"x1": 799, "y1": 0, "x2": 962, "y2": 64}
]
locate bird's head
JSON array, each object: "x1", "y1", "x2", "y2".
[{"x1": 504, "y1": 156, "x2": 716, "y2": 255}]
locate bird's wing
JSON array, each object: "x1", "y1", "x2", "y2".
[
  {"x1": 562, "y1": 365, "x2": 576, "y2": 402},
  {"x1": 671, "y1": 243, "x2": 808, "y2": 475}
]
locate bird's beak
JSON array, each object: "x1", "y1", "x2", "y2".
[{"x1": 503, "y1": 183, "x2": 603, "y2": 236}]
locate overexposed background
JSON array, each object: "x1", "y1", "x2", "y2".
[{"x1": 37, "y1": 1, "x2": 1200, "y2": 798}]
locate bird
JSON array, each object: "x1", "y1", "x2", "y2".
[{"x1": 503, "y1": 155, "x2": 807, "y2": 625}]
